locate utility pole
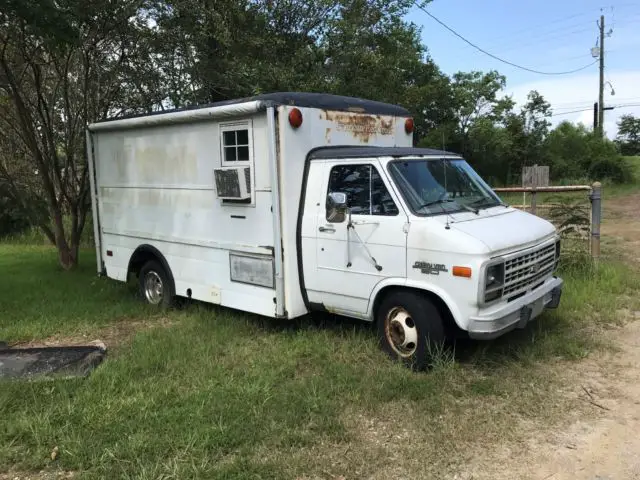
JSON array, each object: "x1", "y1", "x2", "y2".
[{"x1": 597, "y1": 14, "x2": 605, "y2": 137}]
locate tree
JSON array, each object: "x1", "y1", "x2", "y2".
[
  {"x1": 450, "y1": 71, "x2": 513, "y2": 142},
  {"x1": 419, "y1": 70, "x2": 514, "y2": 170},
  {"x1": 0, "y1": 0, "x2": 159, "y2": 269},
  {"x1": 616, "y1": 114, "x2": 640, "y2": 155}
]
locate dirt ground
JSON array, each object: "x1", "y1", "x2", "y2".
[{"x1": 461, "y1": 192, "x2": 640, "y2": 480}]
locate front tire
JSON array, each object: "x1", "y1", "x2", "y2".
[
  {"x1": 376, "y1": 290, "x2": 445, "y2": 370},
  {"x1": 138, "y1": 260, "x2": 175, "y2": 308}
]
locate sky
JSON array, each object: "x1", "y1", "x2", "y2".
[{"x1": 406, "y1": 0, "x2": 640, "y2": 138}]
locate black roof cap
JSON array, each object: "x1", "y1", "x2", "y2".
[
  {"x1": 308, "y1": 146, "x2": 460, "y2": 160},
  {"x1": 95, "y1": 92, "x2": 410, "y2": 123}
]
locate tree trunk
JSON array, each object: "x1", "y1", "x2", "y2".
[
  {"x1": 51, "y1": 209, "x2": 78, "y2": 270},
  {"x1": 57, "y1": 242, "x2": 78, "y2": 270}
]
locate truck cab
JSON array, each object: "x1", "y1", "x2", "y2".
[{"x1": 300, "y1": 146, "x2": 563, "y2": 369}]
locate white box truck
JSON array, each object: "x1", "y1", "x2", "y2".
[{"x1": 87, "y1": 92, "x2": 563, "y2": 369}]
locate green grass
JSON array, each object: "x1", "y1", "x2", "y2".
[{"x1": 1, "y1": 245, "x2": 638, "y2": 479}]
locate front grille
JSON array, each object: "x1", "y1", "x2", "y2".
[{"x1": 503, "y1": 243, "x2": 556, "y2": 298}]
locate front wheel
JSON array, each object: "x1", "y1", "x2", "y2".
[
  {"x1": 138, "y1": 260, "x2": 175, "y2": 308},
  {"x1": 376, "y1": 290, "x2": 445, "y2": 370}
]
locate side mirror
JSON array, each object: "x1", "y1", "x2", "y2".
[
  {"x1": 327, "y1": 192, "x2": 348, "y2": 208},
  {"x1": 326, "y1": 192, "x2": 348, "y2": 223}
]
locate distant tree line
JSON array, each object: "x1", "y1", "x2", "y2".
[{"x1": 0, "y1": 0, "x2": 635, "y2": 266}]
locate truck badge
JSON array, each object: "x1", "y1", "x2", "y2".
[{"x1": 413, "y1": 261, "x2": 448, "y2": 276}]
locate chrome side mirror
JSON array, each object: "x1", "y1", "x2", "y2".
[
  {"x1": 326, "y1": 192, "x2": 348, "y2": 223},
  {"x1": 327, "y1": 192, "x2": 348, "y2": 208}
]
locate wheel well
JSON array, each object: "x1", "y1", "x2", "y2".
[
  {"x1": 127, "y1": 245, "x2": 174, "y2": 289},
  {"x1": 372, "y1": 286, "x2": 460, "y2": 338}
]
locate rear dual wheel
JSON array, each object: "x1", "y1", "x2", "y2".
[{"x1": 376, "y1": 291, "x2": 445, "y2": 371}]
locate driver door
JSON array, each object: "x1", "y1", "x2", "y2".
[{"x1": 313, "y1": 161, "x2": 408, "y2": 316}]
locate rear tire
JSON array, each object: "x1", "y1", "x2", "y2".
[
  {"x1": 138, "y1": 260, "x2": 175, "y2": 308},
  {"x1": 376, "y1": 290, "x2": 445, "y2": 371}
]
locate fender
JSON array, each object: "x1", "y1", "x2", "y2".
[
  {"x1": 127, "y1": 244, "x2": 176, "y2": 291},
  {"x1": 367, "y1": 277, "x2": 465, "y2": 329}
]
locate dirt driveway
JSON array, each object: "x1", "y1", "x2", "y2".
[{"x1": 464, "y1": 192, "x2": 640, "y2": 480}]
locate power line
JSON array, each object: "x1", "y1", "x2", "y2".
[
  {"x1": 549, "y1": 97, "x2": 640, "y2": 108},
  {"x1": 459, "y1": 22, "x2": 595, "y2": 54},
  {"x1": 551, "y1": 103, "x2": 640, "y2": 117},
  {"x1": 486, "y1": 27, "x2": 595, "y2": 55},
  {"x1": 416, "y1": 5, "x2": 599, "y2": 75}
]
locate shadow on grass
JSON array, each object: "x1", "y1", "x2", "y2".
[{"x1": 173, "y1": 291, "x2": 582, "y2": 374}]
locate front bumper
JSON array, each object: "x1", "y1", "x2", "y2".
[{"x1": 467, "y1": 276, "x2": 563, "y2": 340}]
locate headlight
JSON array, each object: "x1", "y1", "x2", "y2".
[{"x1": 484, "y1": 262, "x2": 505, "y2": 302}]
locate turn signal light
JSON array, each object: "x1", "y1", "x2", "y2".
[
  {"x1": 452, "y1": 266, "x2": 472, "y2": 278},
  {"x1": 289, "y1": 108, "x2": 303, "y2": 128}
]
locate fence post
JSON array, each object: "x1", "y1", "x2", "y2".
[
  {"x1": 530, "y1": 188, "x2": 537, "y2": 215},
  {"x1": 590, "y1": 182, "x2": 602, "y2": 263}
]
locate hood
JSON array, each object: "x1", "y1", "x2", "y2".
[{"x1": 431, "y1": 207, "x2": 557, "y2": 255}]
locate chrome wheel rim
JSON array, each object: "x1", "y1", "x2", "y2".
[
  {"x1": 143, "y1": 271, "x2": 164, "y2": 305},
  {"x1": 385, "y1": 307, "x2": 418, "y2": 357}
]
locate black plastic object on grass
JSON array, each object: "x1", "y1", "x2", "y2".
[{"x1": 0, "y1": 343, "x2": 106, "y2": 380}]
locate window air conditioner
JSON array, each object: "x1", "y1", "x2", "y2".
[{"x1": 214, "y1": 166, "x2": 251, "y2": 200}]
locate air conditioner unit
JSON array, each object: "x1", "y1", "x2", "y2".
[{"x1": 214, "y1": 166, "x2": 251, "y2": 200}]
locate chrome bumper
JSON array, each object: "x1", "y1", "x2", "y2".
[{"x1": 467, "y1": 276, "x2": 563, "y2": 340}]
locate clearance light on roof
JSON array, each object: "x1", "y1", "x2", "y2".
[
  {"x1": 289, "y1": 108, "x2": 303, "y2": 129},
  {"x1": 405, "y1": 118, "x2": 414, "y2": 134}
]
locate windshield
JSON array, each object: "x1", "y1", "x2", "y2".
[{"x1": 388, "y1": 158, "x2": 502, "y2": 216}]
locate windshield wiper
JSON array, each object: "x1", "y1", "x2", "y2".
[
  {"x1": 469, "y1": 198, "x2": 503, "y2": 210},
  {"x1": 418, "y1": 198, "x2": 478, "y2": 214}
]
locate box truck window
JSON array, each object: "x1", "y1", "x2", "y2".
[
  {"x1": 220, "y1": 123, "x2": 252, "y2": 164},
  {"x1": 327, "y1": 164, "x2": 398, "y2": 220}
]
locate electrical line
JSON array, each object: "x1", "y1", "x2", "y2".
[
  {"x1": 551, "y1": 108, "x2": 595, "y2": 117},
  {"x1": 550, "y1": 97, "x2": 640, "y2": 108},
  {"x1": 416, "y1": 5, "x2": 599, "y2": 75},
  {"x1": 551, "y1": 103, "x2": 640, "y2": 117},
  {"x1": 461, "y1": 23, "x2": 595, "y2": 54},
  {"x1": 454, "y1": 26, "x2": 597, "y2": 58}
]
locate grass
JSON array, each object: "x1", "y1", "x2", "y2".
[{"x1": 1, "y1": 244, "x2": 639, "y2": 479}]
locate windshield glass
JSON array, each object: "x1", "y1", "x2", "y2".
[{"x1": 388, "y1": 158, "x2": 502, "y2": 216}]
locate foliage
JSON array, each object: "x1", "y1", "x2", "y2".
[
  {"x1": 546, "y1": 195, "x2": 590, "y2": 240},
  {"x1": 616, "y1": 114, "x2": 640, "y2": 156},
  {"x1": 0, "y1": 182, "x2": 29, "y2": 236},
  {"x1": 0, "y1": 0, "x2": 636, "y2": 269},
  {"x1": 544, "y1": 121, "x2": 629, "y2": 183},
  {"x1": 0, "y1": 0, "x2": 161, "y2": 269}
]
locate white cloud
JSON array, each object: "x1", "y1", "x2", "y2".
[{"x1": 505, "y1": 70, "x2": 640, "y2": 139}]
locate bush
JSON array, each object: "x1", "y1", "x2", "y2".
[
  {"x1": 0, "y1": 189, "x2": 29, "y2": 237},
  {"x1": 589, "y1": 157, "x2": 635, "y2": 184}
]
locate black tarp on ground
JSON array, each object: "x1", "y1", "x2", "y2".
[{"x1": 0, "y1": 344, "x2": 106, "y2": 380}]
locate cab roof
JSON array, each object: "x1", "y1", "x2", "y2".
[{"x1": 308, "y1": 146, "x2": 460, "y2": 160}]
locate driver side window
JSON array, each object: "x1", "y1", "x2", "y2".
[{"x1": 326, "y1": 164, "x2": 398, "y2": 222}]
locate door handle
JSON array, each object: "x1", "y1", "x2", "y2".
[{"x1": 318, "y1": 226, "x2": 335, "y2": 233}]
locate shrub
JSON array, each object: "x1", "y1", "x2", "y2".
[
  {"x1": 589, "y1": 157, "x2": 635, "y2": 184},
  {"x1": 0, "y1": 188, "x2": 29, "y2": 237}
]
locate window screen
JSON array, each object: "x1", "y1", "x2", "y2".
[{"x1": 327, "y1": 164, "x2": 398, "y2": 219}]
